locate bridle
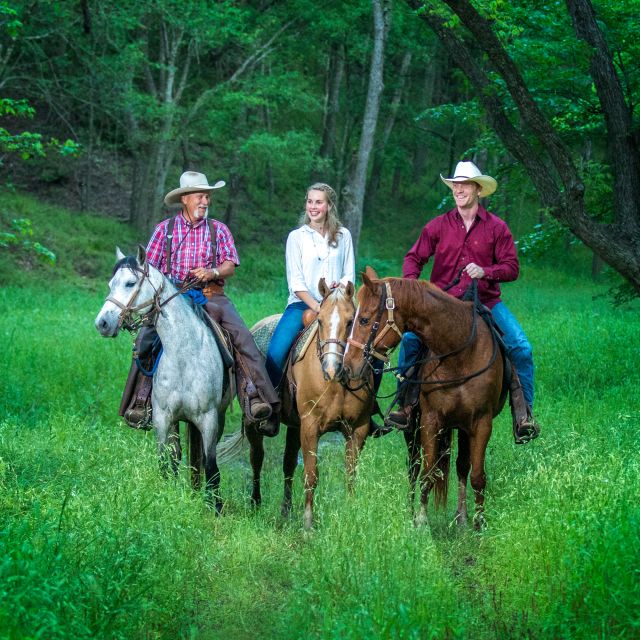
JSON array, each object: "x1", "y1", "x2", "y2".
[
  {"x1": 347, "y1": 281, "x2": 403, "y2": 366},
  {"x1": 347, "y1": 277, "x2": 499, "y2": 394},
  {"x1": 314, "y1": 295, "x2": 353, "y2": 374},
  {"x1": 107, "y1": 260, "x2": 192, "y2": 332}
]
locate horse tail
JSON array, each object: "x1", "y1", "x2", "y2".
[
  {"x1": 216, "y1": 430, "x2": 246, "y2": 464},
  {"x1": 432, "y1": 427, "x2": 452, "y2": 508}
]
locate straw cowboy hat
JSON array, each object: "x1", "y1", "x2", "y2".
[
  {"x1": 164, "y1": 171, "x2": 226, "y2": 205},
  {"x1": 440, "y1": 161, "x2": 497, "y2": 198}
]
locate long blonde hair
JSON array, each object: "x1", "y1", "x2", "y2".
[{"x1": 300, "y1": 182, "x2": 343, "y2": 247}]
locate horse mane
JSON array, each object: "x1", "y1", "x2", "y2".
[
  {"x1": 114, "y1": 254, "x2": 208, "y2": 323},
  {"x1": 387, "y1": 277, "x2": 471, "y2": 326},
  {"x1": 112, "y1": 255, "x2": 138, "y2": 276}
]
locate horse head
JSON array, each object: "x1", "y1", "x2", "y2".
[
  {"x1": 344, "y1": 266, "x2": 404, "y2": 379},
  {"x1": 316, "y1": 278, "x2": 355, "y2": 381},
  {"x1": 94, "y1": 246, "x2": 164, "y2": 337}
]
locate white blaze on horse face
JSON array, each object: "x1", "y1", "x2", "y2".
[
  {"x1": 322, "y1": 304, "x2": 343, "y2": 380},
  {"x1": 344, "y1": 307, "x2": 359, "y2": 358}
]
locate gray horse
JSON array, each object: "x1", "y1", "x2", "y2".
[{"x1": 95, "y1": 247, "x2": 231, "y2": 511}]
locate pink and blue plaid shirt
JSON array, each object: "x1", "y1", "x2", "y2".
[{"x1": 146, "y1": 212, "x2": 239, "y2": 287}]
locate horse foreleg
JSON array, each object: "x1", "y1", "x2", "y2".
[
  {"x1": 187, "y1": 421, "x2": 203, "y2": 491},
  {"x1": 245, "y1": 420, "x2": 265, "y2": 507},
  {"x1": 416, "y1": 413, "x2": 439, "y2": 528},
  {"x1": 455, "y1": 430, "x2": 471, "y2": 527},
  {"x1": 344, "y1": 423, "x2": 367, "y2": 494},
  {"x1": 300, "y1": 421, "x2": 320, "y2": 531},
  {"x1": 154, "y1": 411, "x2": 180, "y2": 479},
  {"x1": 469, "y1": 417, "x2": 492, "y2": 530},
  {"x1": 404, "y1": 418, "x2": 421, "y2": 516},
  {"x1": 281, "y1": 425, "x2": 301, "y2": 518},
  {"x1": 201, "y1": 417, "x2": 222, "y2": 514}
]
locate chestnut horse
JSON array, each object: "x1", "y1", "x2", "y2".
[
  {"x1": 237, "y1": 280, "x2": 374, "y2": 530},
  {"x1": 344, "y1": 267, "x2": 505, "y2": 529}
]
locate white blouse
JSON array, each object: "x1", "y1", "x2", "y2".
[{"x1": 285, "y1": 225, "x2": 355, "y2": 305}]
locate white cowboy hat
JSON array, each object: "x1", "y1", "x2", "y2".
[
  {"x1": 164, "y1": 171, "x2": 226, "y2": 205},
  {"x1": 440, "y1": 161, "x2": 497, "y2": 198}
]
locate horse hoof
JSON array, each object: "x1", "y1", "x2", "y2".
[{"x1": 472, "y1": 512, "x2": 487, "y2": 531}]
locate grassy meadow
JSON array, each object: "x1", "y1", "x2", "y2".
[{"x1": 0, "y1": 195, "x2": 639, "y2": 639}]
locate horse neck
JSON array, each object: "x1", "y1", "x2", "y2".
[
  {"x1": 147, "y1": 271, "x2": 203, "y2": 350},
  {"x1": 391, "y1": 279, "x2": 473, "y2": 352}
]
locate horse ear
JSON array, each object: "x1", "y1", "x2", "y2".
[
  {"x1": 361, "y1": 268, "x2": 379, "y2": 291},
  {"x1": 364, "y1": 265, "x2": 379, "y2": 280},
  {"x1": 136, "y1": 244, "x2": 147, "y2": 266},
  {"x1": 345, "y1": 281, "x2": 355, "y2": 299},
  {"x1": 115, "y1": 246, "x2": 125, "y2": 261},
  {"x1": 318, "y1": 277, "x2": 330, "y2": 299}
]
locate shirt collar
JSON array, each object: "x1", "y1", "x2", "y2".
[{"x1": 178, "y1": 210, "x2": 207, "y2": 228}]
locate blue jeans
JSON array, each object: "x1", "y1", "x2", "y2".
[
  {"x1": 265, "y1": 302, "x2": 308, "y2": 387},
  {"x1": 491, "y1": 302, "x2": 534, "y2": 407},
  {"x1": 396, "y1": 302, "x2": 535, "y2": 407}
]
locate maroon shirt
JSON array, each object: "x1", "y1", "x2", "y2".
[{"x1": 402, "y1": 206, "x2": 519, "y2": 309}]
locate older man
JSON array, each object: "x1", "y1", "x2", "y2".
[
  {"x1": 122, "y1": 171, "x2": 279, "y2": 435},
  {"x1": 386, "y1": 161, "x2": 539, "y2": 444}
]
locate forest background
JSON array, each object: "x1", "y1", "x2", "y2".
[{"x1": 1, "y1": 1, "x2": 639, "y2": 639}]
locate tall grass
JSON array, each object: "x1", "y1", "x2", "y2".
[{"x1": 1, "y1": 197, "x2": 638, "y2": 638}]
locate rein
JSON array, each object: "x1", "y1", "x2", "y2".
[
  {"x1": 108, "y1": 262, "x2": 196, "y2": 332},
  {"x1": 348, "y1": 277, "x2": 498, "y2": 395}
]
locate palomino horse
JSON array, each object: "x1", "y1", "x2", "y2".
[
  {"x1": 94, "y1": 247, "x2": 231, "y2": 511},
  {"x1": 239, "y1": 280, "x2": 374, "y2": 530},
  {"x1": 344, "y1": 267, "x2": 505, "y2": 529}
]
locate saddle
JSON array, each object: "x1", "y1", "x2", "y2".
[
  {"x1": 250, "y1": 314, "x2": 318, "y2": 421},
  {"x1": 120, "y1": 309, "x2": 235, "y2": 429}
]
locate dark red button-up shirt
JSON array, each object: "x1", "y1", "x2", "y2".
[{"x1": 402, "y1": 206, "x2": 519, "y2": 308}]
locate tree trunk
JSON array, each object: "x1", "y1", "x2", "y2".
[
  {"x1": 365, "y1": 49, "x2": 412, "y2": 210},
  {"x1": 406, "y1": 0, "x2": 640, "y2": 294},
  {"x1": 342, "y1": 0, "x2": 391, "y2": 253}
]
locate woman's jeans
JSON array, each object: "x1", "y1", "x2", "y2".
[
  {"x1": 397, "y1": 301, "x2": 534, "y2": 407},
  {"x1": 265, "y1": 301, "x2": 308, "y2": 387}
]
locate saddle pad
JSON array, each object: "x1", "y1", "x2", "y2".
[{"x1": 250, "y1": 313, "x2": 317, "y2": 363}]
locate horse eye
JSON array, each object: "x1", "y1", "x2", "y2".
[
  {"x1": 346, "y1": 320, "x2": 353, "y2": 328},
  {"x1": 359, "y1": 317, "x2": 369, "y2": 326},
  {"x1": 125, "y1": 280, "x2": 136, "y2": 288}
]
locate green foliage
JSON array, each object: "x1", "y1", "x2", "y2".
[
  {"x1": 0, "y1": 217, "x2": 56, "y2": 264},
  {"x1": 1, "y1": 257, "x2": 639, "y2": 638}
]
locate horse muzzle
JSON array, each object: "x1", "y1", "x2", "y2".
[{"x1": 94, "y1": 308, "x2": 120, "y2": 337}]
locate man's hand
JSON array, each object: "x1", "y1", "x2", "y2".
[
  {"x1": 189, "y1": 267, "x2": 214, "y2": 283},
  {"x1": 464, "y1": 263, "x2": 485, "y2": 279}
]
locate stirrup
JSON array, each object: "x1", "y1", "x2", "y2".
[
  {"x1": 513, "y1": 411, "x2": 540, "y2": 445},
  {"x1": 384, "y1": 409, "x2": 410, "y2": 431}
]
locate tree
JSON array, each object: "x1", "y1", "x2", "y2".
[
  {"x1": 406, "y1": 0, "x2": 640, "y2": 294},
  {"x1": 342, "y1": 0, "x2": 392, "y2": 252}
]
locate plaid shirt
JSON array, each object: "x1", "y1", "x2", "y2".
[{"x1": 146, "y1": 212, "x2": 239, "y2": 286}]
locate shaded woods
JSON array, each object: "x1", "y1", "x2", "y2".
[{"x1": 2, "y1": 0, "x2": 639, "y2": 294}]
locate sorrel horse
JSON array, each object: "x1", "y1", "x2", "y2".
[
  {"x1": 225, "y1": 280, "x2": 374, "y2": 530},
  {"x1": 94, "y1": 247, "x2": 231, "y2": 511},
  {"x1": 344, "y1": 267, "x2": 505, "y2": 529}
]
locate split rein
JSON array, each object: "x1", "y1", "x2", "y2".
[
  {"x1": 107, "y1": 262, "x2": 197, "y2": 333},
  {"x1": 345, "y1": 276, "x2": 500, "y2": 395}
]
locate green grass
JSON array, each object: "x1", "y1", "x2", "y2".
[{"x1": 0, "y1": 196, "x2": 639, "y2": 638}]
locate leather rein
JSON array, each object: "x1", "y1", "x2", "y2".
[
  {"x1": 107, "y1": 261, "x2": 194, "y2": 333},
  {"x1": 347, "y1": 278, "x2": 499, "y2": 393}
]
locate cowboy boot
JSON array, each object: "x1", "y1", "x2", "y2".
[
  {"x1": 121, "y1": 366, "x2": 153, "y2": 430},
  {"x1": 385, "y1": 374, "x2": 421, "y2": 431},
  {"x1": 235, "y1": 364, "x2": 278, "y2": 436},
  {"x1": 509, "y1": 368, "x2": 540, "y2": 444},
  {"x1": 369, "y1": 399, "x2": 393, "y2": 438}
]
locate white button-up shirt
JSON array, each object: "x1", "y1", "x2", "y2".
[{"x1": 285, "y1": 225, "x2": 355, "y2": 305}]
